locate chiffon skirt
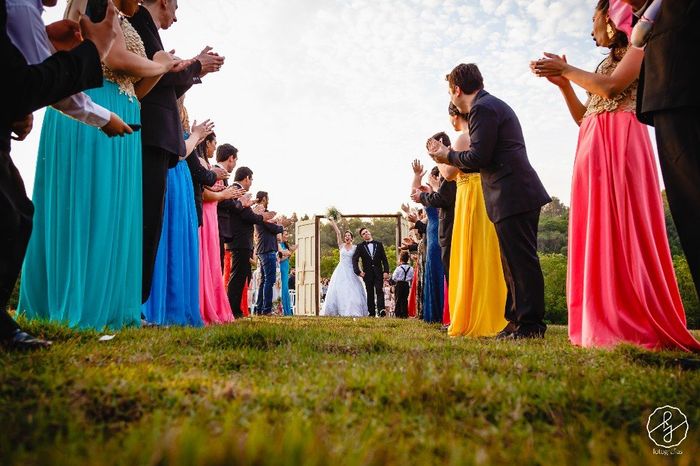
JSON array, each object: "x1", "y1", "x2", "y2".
[
  {"x1": 142, "y1": 160, "x2": 202, "y2": 327},
  {"x1": 198, "y1": 199, "x2": 233, "y2": 324},
  {"x1": 19, "y1": 80, "x2": 142, "y2": 330},
  {"x1": 448, "y1": 174, "x2": 508, "y2": 337},
  {"x1": 568, "y1": 111, "x2": 700, "y2": 351},
  {"x1": 422, "y1": 207, "x2": 445, "y2": 323}
]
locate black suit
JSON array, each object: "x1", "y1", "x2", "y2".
[
  {"x1": 223, "y1": 183, "x2": 267, "y2": 318},
  {"x1": 447, "y1": 89, "x2": 550, "y2": 336},
  {"x1": 215, "y1": 164, "x2": 231, "y2": 268},
  {"x1": 419, "y1": 178, "x2": 456, "y2": 281},
  {"x1": 637, "y1": 0, "x2": 700, "y2": 296},
  {"x1": 128, "y1": 6, "x2": 203, "y2": 302},
  {"x1": 352, "y1": 240, "x2": 390, "y2": 316},
  {"x1": 1, "y1": 0, "x2": 103, "y2": 337}
]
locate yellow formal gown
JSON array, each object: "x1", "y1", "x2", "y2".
[{"x1": 448, "y1": 173, "x2": 508, "y2": 337}]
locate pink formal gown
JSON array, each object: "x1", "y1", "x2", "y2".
[
  {"x1": 568, "y1": 51, "x2": 700, "y2": 352},
  {"x1": 199, "y1": 180, "x2": 234, "y2": 324}
]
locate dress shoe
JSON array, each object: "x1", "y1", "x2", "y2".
[
  {"x1": 378, "y1": 309, "x2": 387, "y2": 317},
  {"x1": 2, "y1": 329, "x2": 52, "y2": 350},
  {"x1": 495, "y1": 329, "x2": 513, "y2": 340}
]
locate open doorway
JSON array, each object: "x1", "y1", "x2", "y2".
[{"x1": 295, "y1": 214, "x2": 411, "y2": 315}]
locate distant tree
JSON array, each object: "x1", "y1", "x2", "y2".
[{"x1": 538, "y1": 197, "x2": 569, "y2": 254}]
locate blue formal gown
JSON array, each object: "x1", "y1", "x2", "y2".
[
  {"x1": 19, "y1": 80, "x2": 142, "y2": 330},
  {"x1": 279, "y1": 243, "x2": 292, "y2": 316},
  {"x1": 422, "y1": 207, "x2": 445, "y2": 323},
  {"x1": 141, "y1": 156, "x2": 202, "y2": 327}
]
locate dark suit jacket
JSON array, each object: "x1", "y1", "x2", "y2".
[
  {"x1": 185, "y1": 152, "x2": 216, "y2": 227},
  {"x1": 447, "y1": 90, "x2": 551, "y2": 223},
  {"x1": 223, "y1": 182, "x2": 266, "y2": 250},
  {"x1": 637, "y1": 0, "x2": 700, "y2": 125},
  {"x1": 419, "y1": 178, "x2": 456, "y2": 250},
  {"x1": 128, "y1": 7, "x2": 201, "y2": 164},
  {"x1": 1, "y1": 0, "x2": 103, "y2": 150},
  {"x1": 352, "y1": 241, "x2": 390, "y2": 279},
  {"x1": 215, "y1": 164, "x2": 233, "y2": 239}
]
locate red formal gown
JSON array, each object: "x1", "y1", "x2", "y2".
[{"x1": 568, "y1": 51, "x2": 700, "y2": 352}]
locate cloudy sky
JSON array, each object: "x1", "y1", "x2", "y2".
[{"x1": 14, "y1": 0, "x2": 622, "y2": 217}]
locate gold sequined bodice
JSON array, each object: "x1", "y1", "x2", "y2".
[
  {"x1": 583, "y1": 48, "x2": 638, "y2": 118},
  {"x1": 456, "y1": 172, "x2": 480, "y2": 186},
  {"x1": 102, "y1": 16, "x2": 146, "y2": 99}
]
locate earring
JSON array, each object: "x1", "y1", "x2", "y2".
[{"x1": 606, "y1": 21, "x2": 615, "y2": 40}]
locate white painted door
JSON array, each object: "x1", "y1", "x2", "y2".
[{"x1": 294, "y1": 217, "x2": 317, "y2": 315}]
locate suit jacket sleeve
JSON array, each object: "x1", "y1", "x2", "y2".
[
  {"x1": 185, "y1": 153, "x2": 217, "y2": 187},
  {"x1": 419, "y1": 180, "x2": 456, "y2": 209},
  {"x1": 352, "y1": 247, "x2": 361, "y2": 275},
  {"x1": 239, "y1": 207, "x2": 265, "y2": 225},
  {"x1": 377, "y1": 243, "x2": 390, "y2": 274},
  {"x1": 3, "y1": 37, "x2": 103, "y2": 125},
  {"x1": 262, "y1": 222, "x2": 284, "y2": 234},
  {"x1": 447, "y1": 104, "x2": 498, "y2": 171}
]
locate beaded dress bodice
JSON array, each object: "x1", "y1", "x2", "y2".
[
  {"x1": 582, "y1": 47, "x2": 638, "y2": 118},
  {"x1": 102, "y1": 16, "x2": 146, "y2": 99}
]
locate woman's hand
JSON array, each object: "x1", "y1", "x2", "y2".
[
  {"x1": 153, "y1": 50, "x2": 177, "y2": 73},
  {"x1": 190, "y1": 119, "x2": 214, "y2": 144},
  {"x1": 531, "y1": 53, "x2": 570, "y2": 84}
]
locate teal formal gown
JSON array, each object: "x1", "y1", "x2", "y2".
[{"x1": 19, "y1": 80, "x2": 143, "y2": 330}]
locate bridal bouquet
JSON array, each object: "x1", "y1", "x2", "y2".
[{"x1": 326, "y1": 206, "x2": 342, "y2": 222}]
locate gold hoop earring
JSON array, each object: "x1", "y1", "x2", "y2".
[{"x1": 606, "y1": 22, "x2": 615, "y2": 40}]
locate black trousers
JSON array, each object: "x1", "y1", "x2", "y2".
[
  {"x1": 363, "y1": 274, "x2": 385, "y2": 316},
  {"x1": 141, "y1": 145, "x2": 173, "y2": 303},
  {"x1": 219, "y1": 236, "x2": 228, "y2": 272},
  {"x1": 0, "y1": 148, "x2": 32, "y2": 338},
  {"x1": 653, "y1": 108, "x2": 700, "y2": 297},
  {"x1": 493, "y1": 209, "x2": 546, "y2": 336},
  {"x1": 394, "y1": 281, "x2": 410, "y2": 318},
  {"x1": 227, "y1": 248, "x2": 251, "y2": 318},
  {"x1": 440, "y1": 241, "x2": 451, "y2": 284}
]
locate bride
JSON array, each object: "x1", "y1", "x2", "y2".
[{"x1": 321, "y1": 218, "x2": 369, "y2": 317}]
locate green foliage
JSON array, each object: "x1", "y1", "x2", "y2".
[
  {"x1": 540, "y1": 254, "x2": 568, "y2": 325},
  {"x1": 674, "y1": 255, "x2": 700, "y2": 329},
  {"x1": 1, "y1": 318, "x2": 699, "y2": 466},
  {"x1": 662, "y1": 191, "x2": 683, "y2": 256},
  {"x1": 538, "y1": 197, "x2": 569, "y2": 255}
]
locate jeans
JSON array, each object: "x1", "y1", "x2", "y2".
[{"x1": 256, "y1": 251, "x2": 277, "y2": 314}]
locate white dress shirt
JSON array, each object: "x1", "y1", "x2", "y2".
[
  {"x1": 6, "y1": 0, "x2": 111, "y2": 127},
  {"x1": 392, "y1": 264, "x2": 414, "y2": 283}
]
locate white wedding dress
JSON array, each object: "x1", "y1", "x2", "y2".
[{"x1": 321, "y1": 244, "x2": 368, "y2": 317}]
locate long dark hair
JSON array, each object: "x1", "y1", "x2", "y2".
[{"x1": 195, "y1": 132, "x2": 216, "y2": 166}]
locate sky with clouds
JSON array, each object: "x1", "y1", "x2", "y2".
[{"x1": 13, "y1": 0, "x2": 633, "y2": 217}]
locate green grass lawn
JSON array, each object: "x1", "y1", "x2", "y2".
[{"x1": 1, "y1": 317, "x2": 699, "y2": 466}]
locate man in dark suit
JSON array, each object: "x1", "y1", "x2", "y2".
[
  {"x1": 352, "y1": 227, "x2": 390, "y2": 317},
  {"x1": 1, "y1": 0, "x2": 116, "y2": 349},
  {"x1": 224, "y1": 167, "x2": 275, "y2": 318},
  {"x1": 428, "y1": 63, "x2": 551, "y2": 339},
  {"x1": 628, "y1": 0, "x2": 700, "y2": 297},
  {"x1": 215, "y1": 143, "x2": 239, "y2": 268},
  {"x1": 129, "y1": 0, "x2": 225, "y2": 302}
]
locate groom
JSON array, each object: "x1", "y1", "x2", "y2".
[{"x1": 353, "y1": 228, "x2": 390, "y2": 317}]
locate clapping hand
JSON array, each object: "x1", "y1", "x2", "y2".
[
  {"x1": 195, "y1": 46, "x2": 225, "y2": 77},
  {"x1": 220, "y1": 186, "x2": 245, "y2": 200},
  {"x1": 262, "y1": 210, "x2": 276, "y2": 221},
  {"x1": 426, "y1": 138, "x2": 450, "y2": 164},
  {"x1": 410, "y1": 188, "x2": 423, "y2": 203},
  {"x1": 190, "y1": 119, "x2": 215, "y2": 144},
  {"x1": 406, "y1": 211, "x2": 418, "y2": 223},
  {"x1": 212, "y1": 166, "x2": 229, "y2": 181},
  {"x1": 45, "y1": 19, "x2": 82, "y2": 51},
  {"x1": 400, "y1": 203, "x2": 410, "y2": 214},
  {"x1": 239, "y1": 193, "x2": 254, "y2": 208},
  {"x1": 531, "y1": 53, "x2": 570, "y2": 87}
]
